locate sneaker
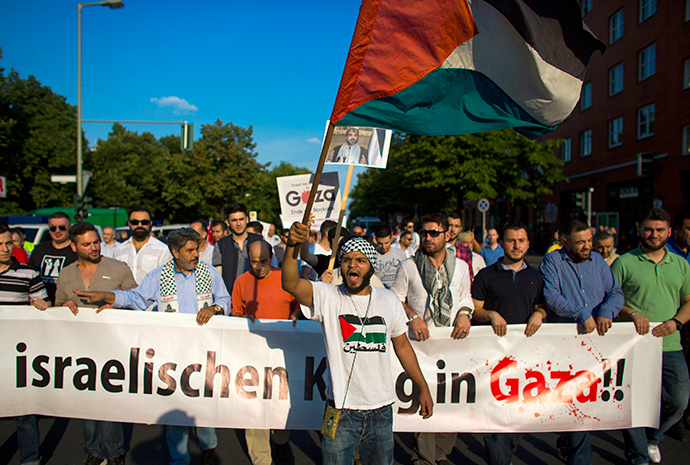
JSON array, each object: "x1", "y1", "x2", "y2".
[
  {"x1": 648, "y1": 444, "x2": 661, "y2": 463},
  {"x1": 202, "y1": 448, "x2": 218, "y2": 465},
  {"x1": 108, "y1": 455, "x2": 125, "y2": 465},
  {"x1": 83, "y1": 456, "x2": 107, "y2": 465}
]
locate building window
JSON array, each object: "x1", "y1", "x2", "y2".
[
  {"x1": 562, "y1": 138, "x2": 571, "y2": 162},
  {"x1": 684, "y1": 57, "x2": 690, "y2": 90},
  {"x1": 637, "y1": 104, "x2": 655, "y2": 139},
  {"x1": 639, "y1": 0, "x2": 657, "y2": 23},
  {"x1": 638, "y1": 44, "x2": 656, "y2": 81},
  {"x1": 686, "y1": 0, "x2": 690, "y2": 22},
  {"x1": 580, "y1": 82, "x2": 592, "y2": 110},
  {"x1": 582, "y1": 0, "x2": 593, "y2": 16},
  {"x1": 610, "y1": 63, "x2": 624, "y2": 95},
  {"x1": 580, "y1": 130, "x2": 592, "y2": 157},
  {"x1": 609, "y1": 117, "x2": 623, "y2": 148},
  {"x1": 610, "y1": 9, "x2": 624, "y2": 43},
  {"x1": 683, "y1": 125, "x2": 690, "y2": 156}
]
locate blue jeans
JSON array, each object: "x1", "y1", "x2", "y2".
[
  {"x1": 648, "y1": 350, "x2": 690, "y2": 445},
  {"x1": 483, "y1": 433, "x2": 523, "y2": 465},
  {"x1": 321, "y1": 403, "x2": 394, "y2": 465},
  {"x1": 556, "y1": 431, "x2": 592, "y2": 465},
  {"x1": 14, "y1": 415, "x2": 40, "y2": 465},
  {"x1": 165, "y1": 426, "x2": 217, "y2": 465},
  {"x1": 621, "y1": 428, "x2": 648, "y2": 465},
  {"x1": 82, "y1": 419, "x2": 125, "y2": 459}
]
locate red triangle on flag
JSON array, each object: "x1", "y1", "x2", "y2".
[{"x1": 340, "y1": 316, "x2": 357, "y2": 342}]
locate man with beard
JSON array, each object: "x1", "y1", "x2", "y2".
[
  {"x1": 481, "y1": 228, "x2": 504, "y2": 266},
  {"x1": 55, "y1": 222, "x2": 136, "y2": 465},
  {"x1": 213, "y1": 202, "x2": 263, "y2": 300},
  {"x1": 28, "y1": 211, "x2": 78, "y2": 304},
  {"x1": 75, "y1": 228, "x2": 230, "y2": 465},
  {"x1": 282, "y1": 223, "x2": 433, "y2": 465},
  {"x1": 471, "y1": 223, "x2": 546, "y2": 465},
  {"x1": 329, "y1": 127, "x2": 369, "y2": 164},
  {"x1": 593, "y1": 230, "x2": 619, "y2": 266},
  {"x1": 540, "y1": 220, "x2": 624, "y2": 465},
  {"x1": 611, "y1": 209, "x2": 690, "y2": 463},
  {"x1": 113, "y1": 207, "x2": 172, "y2": 285},
  {"x1": 391, "y1": 213, "x2": 473, "y2": 465},
  {"x1": 447, "y1": 213, "x2": 474, "y2": 281}
]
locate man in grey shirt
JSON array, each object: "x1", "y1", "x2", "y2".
[{"x1": 373, "y1": 225, "x2": 407, "y2": 289}]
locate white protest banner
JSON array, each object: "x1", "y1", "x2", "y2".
[
  {"x1": 1, "y1": 307, "x2": 661, "y2": 432},
  {"x1": 323, "y1": 122, "x2": 392, "y2": 169},
  {"x1": 276, "y1": 173, "x2": 341, "y2": 227}
]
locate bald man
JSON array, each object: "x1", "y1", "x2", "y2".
[
  {"x1": 101, "y1": 226, "x2": 120, "y2": 258},
  {"x1": 231, "y1": 240, "x2": 299, "y2": 463}
]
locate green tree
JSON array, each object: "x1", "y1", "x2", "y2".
[
  {"x1": 0, "y1": 51, "x2": 80, "y2": 214},
  {"x1": 349, "y1": 130, "x2": 564, "y2": 220},
  {"x1": 88, "y1": 123, "x2": 169, "y2": 216},
  {"x1": 247, "y1": 161, "x2": 311, "y2": 226}
]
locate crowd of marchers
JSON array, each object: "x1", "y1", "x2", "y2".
[{"x1": 1, "y1": 203, "x2": 689, "y2": 465}]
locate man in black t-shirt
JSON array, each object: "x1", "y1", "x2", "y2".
[
  {"x1": 471, "y1": 222, "x2": 546, "y2": 465},
  {"x1": 27, "y1": 212, "x2": 77, "y2": 304}
]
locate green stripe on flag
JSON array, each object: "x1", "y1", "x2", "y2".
[
  {"x1": 336, "y1": 68, "x2": 554, "y2": 140},
  {"x1": 346, "y1": 332, "x2": 387, "y2": 344}
]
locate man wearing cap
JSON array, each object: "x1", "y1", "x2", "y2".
[
  {"x1": 282, "y1": 221, "x2": 433, "y2": 465},
  {"x1": 391, "y1": 213, "x2": 473, "y2": 465}
]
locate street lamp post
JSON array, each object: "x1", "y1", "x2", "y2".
[{"x1": 77, "y1": 0, "x2": 124, "y2": 203}]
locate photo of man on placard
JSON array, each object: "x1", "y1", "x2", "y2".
[{"x1": 325, "y1": 125, "x2": 391, "y2": 169}]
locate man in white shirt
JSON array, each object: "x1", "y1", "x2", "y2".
[
  {"x1": 392, "y1": 213, "x2": 473, "y2": 465},
  {"x1": 101, "y1": 226, "x2": 119, "y2": 258},
  {"x1": 113, "y1": 207, "x2": 172, "y2": 285},
  {"x1": 190, "y1": 220, "x2": 215, "y2": 265}
]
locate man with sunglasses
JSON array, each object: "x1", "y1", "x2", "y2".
[
  {"x1": 28, "y1": 211, "x2": 78, "y2": 304},
  {"x1": 391, "y1": 213, "x2": 473, "y2": 465},
  {"x1": 113, "y1": 207, "x2": 172, "y2": 285}
]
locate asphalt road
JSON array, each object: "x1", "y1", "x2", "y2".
[{"x1": 2, "y1": 416, "x2": 690, "y2": 464}]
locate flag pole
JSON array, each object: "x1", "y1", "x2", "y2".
[
  {"x1": 328, "y1": 164, "x2": 354, "y2": 271},
  {"x1": 293, "y1": 122, "x2": 335, "y2": 259}
]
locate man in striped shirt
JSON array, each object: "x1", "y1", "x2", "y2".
[{"x1": 0, "y1": 221, "x2": 50, "y2": 465}]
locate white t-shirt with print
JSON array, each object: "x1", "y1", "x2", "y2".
[{"x1": 305, "y1": 282, "x2": 408, "y2": 410}]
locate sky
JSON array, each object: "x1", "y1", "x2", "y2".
[{"x1": 0, "y1": 0, "x2": 368, "y2": 187}]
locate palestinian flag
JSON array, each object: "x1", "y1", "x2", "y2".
[
  {"x1": 331, "y1": 0, "x2": 605, "y2": 139},
  {"x1": 339, "y1": 315, "x2": 387, "y2": 344}
]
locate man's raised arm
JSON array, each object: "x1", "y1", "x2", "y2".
[{"x1": 282, "y1": 221, "x2": 314, "y2": 308}]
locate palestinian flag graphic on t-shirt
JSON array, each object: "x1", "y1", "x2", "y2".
[{"x1": 339, "y1": 315, "x2": 387, "y2": 353}]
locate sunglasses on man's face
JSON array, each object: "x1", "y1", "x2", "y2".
[
  {"x1": 419, "y1": 229, "x2": 446, "y2": 238},
  {"x1": 49, "y1": 225, "x2": 67, "y2": 232},
  {"x1": 129, "y1": 219, "x2": 151, "y2": 226}
]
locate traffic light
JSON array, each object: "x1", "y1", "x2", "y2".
[
  {"x1": 573, "y1": 192, "x2": 586, "y2": 211},
  {"x1": 73, "y1": 194, "x2": 92, "y2": 221},
  {"x1": 181, "y1": 122, "x2": 194, "y2": 151},
  {"x1": 637, "y1": 152, "x2": 655, "y2": 177}
]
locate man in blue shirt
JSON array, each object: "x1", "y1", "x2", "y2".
[
  {"x1": 481, "y1": 228, "x2": 504, "y2": 266},
  {"x1": 539, "y1": 220, "x2": 625, "y2": 465},
  {"x1": 666, "y1": 211, "x2": 690, "y2": 442},
  {"x1": 75, "y1": 228, "x2": 230, "y2": 465}
]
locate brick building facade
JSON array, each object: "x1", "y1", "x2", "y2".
[{"x1": 539, "y1": 0, "x2": 690, "y2": 248}]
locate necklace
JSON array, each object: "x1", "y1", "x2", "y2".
[{"x1": 348, "y1": 288, "x2": 372, "y2": 337}]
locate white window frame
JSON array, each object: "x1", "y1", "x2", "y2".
[
  {"x1": 580, "y1": 82, "x2": 592, "y2": 110},
  {"x1": 562, "y1": 138, "x2": 571, "y2": 163},
  {"x1": 580, "y1": 130, "x2": 592, "y2": 157},
  {"x1": 638, "y1": 44, "x2": 656, "y2": 81},
  {"x1": 639, "y1": 0, "x2": 657, "y2": 23},
  {"x1": 683, "y1": 125, "x2": 690, "y2": 156},
  {"x1": 610, "y1": 9, "x2": 624, "y2": 44},
  {"x1": 637, "y1": 104, "x2": 655, "y2": 139},
  {"x1": 610, "y1": 63, "x2": 624, "y2": 95},
  {"x1": 608, "y1": 117, "x2": 623, "y2": 148}
]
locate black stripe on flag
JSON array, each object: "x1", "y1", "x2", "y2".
[
  {"x1": 483, "y1": 0, "x2": 605, "y2": 79},
  {"x1": 340, "y1": 314, "x2": 385, "y2": 325}
]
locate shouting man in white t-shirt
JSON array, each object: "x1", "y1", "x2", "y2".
[{"x1": 283, "y1": 221, "x2": 433, "y2": 465}]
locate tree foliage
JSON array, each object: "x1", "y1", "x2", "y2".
[
  {"x1": 349, "y1": 129, "x2": 564, "y2": 220},
  {"x1": 0, "y1": 51, "x2": 79, "y2": 214}
]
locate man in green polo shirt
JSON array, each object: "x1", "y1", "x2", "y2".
[{"x1": 611, "y1": 208, "x2": 690, "y2": 464}]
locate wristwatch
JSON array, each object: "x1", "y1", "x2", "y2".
[
  {"x1": 212, "y1": 304, "x2": 224, "y2": 315},
  {"x1": 671, "y1": 318, "x2": 683, "y2": 331}
]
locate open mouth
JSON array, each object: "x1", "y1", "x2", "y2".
[{"x1": 346, "y1": 271, "x2": 360, "y2": 285}]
